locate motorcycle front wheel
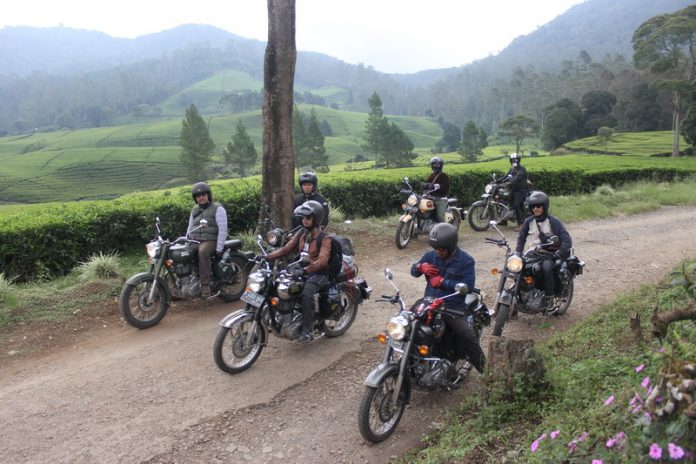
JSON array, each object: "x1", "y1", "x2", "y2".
[
  {"x1": 213, "y1": 313, "x2": 265, "y2": 374},
  {"x1": 467, "y1": 201, "x2": 491, "y2": 231},
  {"x1": 552, "y1": 279, "x2": 574, "y2": 316},
  {"x1": 217, "y1": 256, "x2": 250, "y2": 302},
  {"x1": 395, "y1": 219, "x2": 415, "y2": 249},
  {"x1": 322, "y1": 287, "x2": 358, "y2": 337},
  {"x1": 358, "y1": 371, "x2": 408, "y2": 443},
  {"x1": 492, "y1": 303, "x2": 510, "y2": 337},
  {"x1": 119, "y1": 274, "x2": 169, "y2": 329}
]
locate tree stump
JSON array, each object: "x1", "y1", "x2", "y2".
[{"x1": 484, "y1": 337, "x2": 547, "y2": 402}]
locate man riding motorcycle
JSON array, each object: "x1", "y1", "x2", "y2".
[
  {"x1": 515, "y1": 191, "x2": 572, "y2": 311},
  {"x1": 411, "y1": 223, "x2": 485, "y2": 373},
  {"x1": 292, "y1": 171, "x2": 329, "y2": 229},
  {"x1": 502, "y1": 153, "x2": 530, "y2": 230}
]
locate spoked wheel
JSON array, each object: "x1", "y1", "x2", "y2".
[
  {"x1": 449, "y1": 208, "x2": 462, "y2": 231},
  {"x1": 358, "y1": 371, "x2": 408, "y2": 443},
  {"x1": 551, "y1": 279, "x2": 574, "y2": 316},
  {"x1": 213, "y1": 313, "x2": 265, "y2": 374},
  {"x1": 492, "y1": 303, "x2": 510, "y2": 336},
  {"x1": 322, "y1": 288, "x2": 358, "y2": 337},
  {"x1": 467, "y1": 202, "x2": 491, "y2": 231},
  {"x1": 395, "y1": 220, "x2": 415, "y2": 249},
  {"x1": 119, "y1": 274, "x2": 169, "y2": 329},
  {"x1": 217, "y1": 256, "x2": 250, "y2": 302}
]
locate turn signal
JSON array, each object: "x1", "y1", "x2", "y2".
[
  {"x1": 165, "y1": 259, "x2": 173, "y2": 268},
  {"x1": 418, "y1": 345, "x2": 430, "y2": 356},
  {"x1": 491, "y1": 268, "x2": 500, "y2": 275},
  {"x1": 376, "y1": 332, "x2": 388, "y2": 344},
  {"x1": 270, "y1": 297, "x2": 279, "y2": 306},
  {"x1": 523, "y1": 276, "x2": 534, "y2": 285}
]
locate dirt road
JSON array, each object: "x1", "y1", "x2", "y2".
[{"x1": 2, "y1": 207, "x2": 696, "y2": 463}]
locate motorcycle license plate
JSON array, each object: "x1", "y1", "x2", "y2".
[{"x1": 241, "y1": 290, "x2": 265, "y2": 308}]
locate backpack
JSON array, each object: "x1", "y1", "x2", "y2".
[{"x1": 317, "y1": 232, "x2": 353, "y2": 277}]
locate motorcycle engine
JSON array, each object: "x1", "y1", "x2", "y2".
[
  {"x1": 279, "y1": 313, "x2": 302, "y2": 339},
  {"x1": 174, "y1": 263, "x2": 192, "y2": 277},
  {"x1": 521, "y1": 289, "x2": 546, "y2": 313},
  {"x1": 421, "y1": 218, "x2": 435, "y2": 234},
  {"x1": 415, "y1": 359, "x2": 453, "y2": 391},
  {"x1": 177, "y1": 275, "x2": 201, "y2": 299}
]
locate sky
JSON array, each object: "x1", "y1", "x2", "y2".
[{"x1": 1, "y1": 0, "x2": 587, "y2": 74}]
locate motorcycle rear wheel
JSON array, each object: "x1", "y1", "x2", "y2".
[
  {"x1": 213, "y1": 314, "x2": 265, "y2": 374},
  {"x1": 492, "y1": 303, "x2": 510, "y2": 336},
  {"x1": 119, "y1": 274, "x2": 169, "y2": 329},
  {"x1": 217, "y1": 256, "x2": 250, "y2": 302},
  {"x1": 395, "y1": 220, "x2": 415, "y2": 249},
  {"x1": 322, "y1": 288, "x2": 358, "y2": 337},
  {"x1": 552, "y1": 279, "x2": 574, "y2": 316},
  {"x1": 358, "y1": 371, "x2": 407, "y2": 443},
  {"x1": 467, "y1": 202, "x2": 491, "y2": 231}
]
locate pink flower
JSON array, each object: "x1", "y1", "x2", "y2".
[
  {"x1": 644, "y1": 412, "x2": 652, "y2": 424},
  {"x1": 649, "y1": 443, "x2": 663, "y2": 460},
  {"x1": 668, "y1": 443, "x2": 684, "y2": 460},
  {"x1": 577, "y1": 431, "x2": 589, "y2": 442},
  {"x1": 592, "y1": 460, "x2": 604, "y2": 464},
  {"x1": 550, "y1": 430, "x2": 560, "y2": 440},
  {"x1": 530, "y1": 433, "x2": 547, "y2": 452},
  {"x1": 659, "y1": 346, "x2": 665, "y2": 353},
  {"x1": 635, "y1": 363, "x2": 645, "y2": 372},
  {"x1": 604, "y1": 395, "x2": 615, "y2": 406},
  {"x1": 642, "y1": 376, "x2": 651, "y2": 389}
]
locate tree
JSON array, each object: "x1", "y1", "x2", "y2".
[
  {"x1": 434, "y1": 120, "x2": 461, "y2": 153},
  {"x1": 382, "y1": 122, "x2": 416, "y2": 168},
  {"x1": 292, "y1": 105, "x2": 307, "y2": 169},
  {"x1": 633, "y1": 5, "x2": 696, "y2": 156},
  {"x1": 179, "y1": 104, "x2": 215, "y2": 182},
  {"x1": 361, "y1": 92, "x2": 415, "y2": 168},
  {"x1": 581, "y1": 90, "x2": 617, "y2": 136},
  {"x1": 362, "y1": 92, "x2": 389, "y2": 165},
  {"x1": 222, "y1": 119, "x2": 258, "y2": 178},
  {"x1": 541, "y1": 99, "x2": 584, "y2": 150},
  {"x1": 319, "y1": 118, "x2": 333, "y2": 136},
  {"x1": 625, "y1": 82, "x2": 670, "y2": 131},
  {"x1": 596, "y1": 126, "x2": 615, "y2": 150},
  {"x1": 458, "y1": 120, "x2": 488, "y2": 162},
  {"x1": 260, "y1": 0, "x2": 297, "y2": 229},
  {"x1": 499, "y1": 115, "x2": 540, "y2": 154},
  {"x1": 681, "y1": 80, "x2": 696, "y2": 150},
  {"x1": 303, "y1": 108, "x2": 328, "y2": 169}
]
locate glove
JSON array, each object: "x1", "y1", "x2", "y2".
[
  {"x1": 429, "y1": 275, "x2": 444, "y2": 288},
  {"x1": 216, "y1": 250, "x2": 224, "y2": 259},
  {"x1": 417, "y1": 262, "x2": 440, "y2": 277}
]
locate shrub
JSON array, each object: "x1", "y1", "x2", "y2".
[{"x1": 76, "y1": 252, "x2": 122, "y2": 281}]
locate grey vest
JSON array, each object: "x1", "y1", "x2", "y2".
[{"x1": 190, "y1": 203, "x2": 220, "y2": 242}]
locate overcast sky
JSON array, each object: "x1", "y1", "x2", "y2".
[{"x1": 1, "y1": 0, "x2": 587, "y2": 74}]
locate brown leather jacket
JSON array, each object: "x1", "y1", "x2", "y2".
[{"x1": 266, "y1": 228, "x2": 332, "y2": 274}]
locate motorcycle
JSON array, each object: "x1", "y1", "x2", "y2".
[
  {"x1": 119, "y1": 217, "x2": 253, "y2": 329},
  {"x1": 357, "y1": 268, "x2": 491, "y2": 443},
  {"x1": 485, "y1": 220, "x2": 585, "y2": 337},
  {"x1": 213, "y1": 234, "x2": 372, "y2": 374},
  {"x1": 467, "y1": 173, "x2": 532, "y2": 231},
  {"x1": 395, "y1": 176, "x2": 462, "y2": 249}
]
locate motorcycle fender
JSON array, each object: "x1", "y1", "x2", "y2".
[
  {"x1": 399, "y1": 213, "x2": 413, "y2": 223},
  {"x1": 364, "y1": 362, "x2": 400, "y2": 388},
  {"x1": 497, "y1": 288, "x2": 514, "y2": 306},
  {"x1": 219, "y1": 309, "x2": 254, "y2": 328},
  {"x1": 125, "y1": 272, "x2": 172, "y2": 301}
]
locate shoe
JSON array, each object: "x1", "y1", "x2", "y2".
[
  {"x1": 543, "y1": 295, "x2": 555, "y2": 311},
  {"x1": 298, "y1": 331, "x2": 314, "y2": 343}
]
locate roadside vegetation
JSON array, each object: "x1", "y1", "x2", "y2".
[{"x1": 398, "y1": 260, "x2": 696, "y2": 463}]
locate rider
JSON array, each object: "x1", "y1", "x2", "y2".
[
  {"x1": 426, "y1": 157, "x2": 450, "y2": 223},
  {"x1": 503, "y1": 153, "x2": 530, "y2": 230},
  {"x1": 515, "y1": 191, "x2": 572, "y2": 311},
  {"x1": 186, "y1": 182, "x2": 228, "y2": 298},
  {"x1": 293, "y1": 171, "x2": 329, "y2": 229},
  {"x1": 266, "y1": 200, "x2": 332, "y2": 343},
  {"x1": 411, "y1": 223, "x2": 485, "y2": 373}
]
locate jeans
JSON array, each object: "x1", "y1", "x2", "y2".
[
  {"x1": 442, "y1": 313, "x2": 485, "y2": 373},
  {"x1": 194, "y1": 241, "x2": 216, "y2": 287},
  {"x1": 512, "y1": 190, "x2": 528, "y2": 225},
  {"x1": 300, "y1": 274, "x2": 330, "y2": 333},
  {"x1": 434, "y1": 197, "x2": 448, "y2": 223}
]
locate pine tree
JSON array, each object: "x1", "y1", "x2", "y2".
[
  {"x1": 303, "y1": 108, "x2": 328, "y2": 169},
  {"x1": 222, "y1": 119, "x2": 258, "y2": 178},
  {"x1": 179, "y1": 104, "x2": 215, "y2": 181}
]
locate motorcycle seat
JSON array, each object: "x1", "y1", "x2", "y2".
[{"x1": 223, "y1": 239, "x2": 242, "y2": 251}]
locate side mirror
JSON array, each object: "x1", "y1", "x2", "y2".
[
  {"x1": 299, "y1": 251, "x2": 310, "y2": 264},
  {"x1": 200, "y1": 219, "x2": 208, "y2": 227},
  {"x1": 432, "y1": 183, "x2": 440, "y2": 190},
  {"x1": 489, "y1": 220, "x2": 498, "y2": 227},
  {"x1": 549, "y1": 236, "x2": 560, "y2": 246},
  {"x1": 384, "y1": 268, "x2": 393, "y2": 280},
  {"x1": 403, "y1": 177, "x2": 409, "y2": 182},
  {"x1": 454, "y1": 283, "x2": 469, "y2": 294}
]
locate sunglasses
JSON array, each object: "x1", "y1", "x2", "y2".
[{"x1": 530, "y1": 204, "x2": 544, "y2": 209}]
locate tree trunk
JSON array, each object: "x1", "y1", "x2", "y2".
[
  {"x1": 672, "y1": 91, "x2": 682, "y2": 158},
  {"x1": 484, "y1": 338, "x2": 547, "y2": 402},
  {"x1": 260, "y1": 0, "x2": 297, "y2": 229}
]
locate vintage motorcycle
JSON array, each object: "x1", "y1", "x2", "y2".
[
  {"x1": 467, "y1": 173, "x2": 531, "y2": 231},
  {"x1": 357, "y1": 268, "x2": 491, "y2": 443},
  {"x1": 119, "y1": 217, "x2": 253, "y2": 329},
  {"x1": 395, "y1": 176, "x2": 462, "y2": 249},
  {"x1": 485, "y1": 220, "x2": 585, "y2": 337},
  {"x1": 213, "y1": 235, "x2": 371, "y2": 374}
]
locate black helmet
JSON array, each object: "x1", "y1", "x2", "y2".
[
  {"x1": 527, "y1": 191, "x2": 549, "y2": 214},
  {"x1": 298, "y1": 171, "x2": 318, "y2": 192},
  {"x1": 191, "y1": 182, "x2": 212, "y2": 201},
  {"x1": 428, "y1": 223, "x2": 459, "y2": 255},
  {"x1": 429, "y1": 157, "x2": 444, "y2": 173},
  {"x1": 509, "y1": 153, "x2": 521, "y2": 164},
  {"x1": 293, "y1": 200, "x2": 324, "y2": 227}
]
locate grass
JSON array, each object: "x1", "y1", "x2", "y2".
[
  {"x1": 399, "y1": 261, "x2": 696, "y2": 463},
  {"x1": 565, "y1": 131, "x2": 689, "y2": 156}
]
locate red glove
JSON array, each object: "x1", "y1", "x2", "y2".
[
  {"x1": 429, "y1": 275, "x2": 444, "y2": 288},
  {"x1": 417, "y1": 262, "x2": 439, "y2": 277}
]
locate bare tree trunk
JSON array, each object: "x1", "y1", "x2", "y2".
[
  {"x1": 672, "y1": 91, "x2": 682, "y2": 158},
  {"x1": 260, "y1": 0, "x2": 296, "y2": 229}
]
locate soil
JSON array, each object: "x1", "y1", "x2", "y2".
[{"x1": 2, "y1": 206, "x2": 696, "y2": 464}]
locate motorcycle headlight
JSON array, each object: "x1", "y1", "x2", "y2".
[
  {"x1": 247, "y1": 271, "x2": 266, "y2": 293},
  {"x1": 484, "y1": 183, "x2": 494, "y2": 194},
  {"x1": 266, "y1": 228, "x2": 284, "y2": 247},
  {"x1": 386, "y1": 315, "x2": 410, "y2": 341},
  {"x1": 146, "y1": 241, "x2": 160, "y2": 259},
  {"x1": 506, "y1": 255, "x2": 524, "y2": 273},
  {"x1": 407, "y1": 194, "x2": 418, "y2": 206}
]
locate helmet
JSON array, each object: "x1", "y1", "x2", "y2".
[
  {"x1": 428, "y1": 223, "x2": 459, "y2": 255},
  {"x1": 429, "y1": 157, "x2": 444, "y2": 173},
  {"x1": 191, "y1": 182, "x2": 212, "y2": 201},
  {"x1": 293, "y1": 200, "x2": 324, "y2": 227},
  {"x1": 509, "y1": 153, "x2": 521, "y2": 164},
  {"x1": 298, "y1": 171, "x2": 318, "y2": 192},
  {"x1": 527, "y1": 191, "x2": 549, "y2": 214}
]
